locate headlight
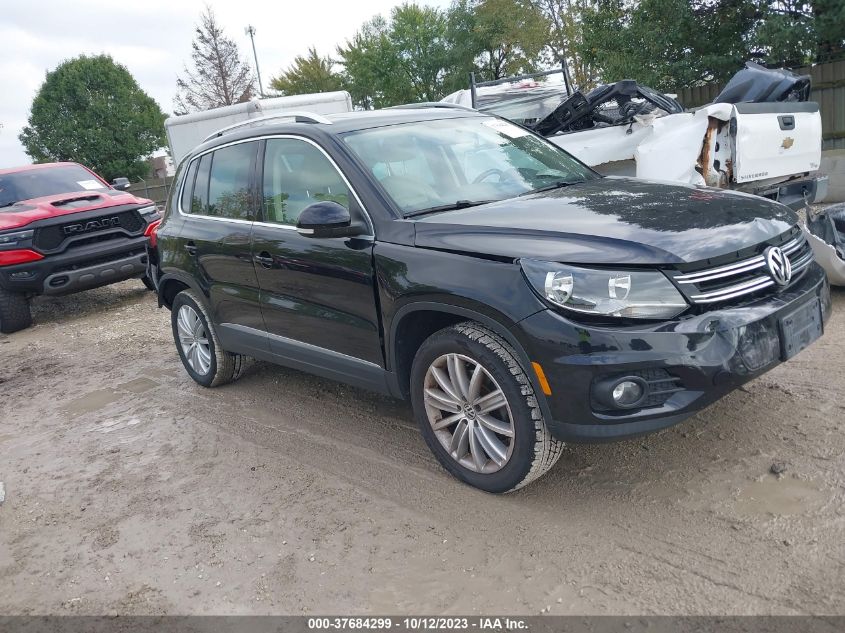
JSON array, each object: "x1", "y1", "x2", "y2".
[
  {"x1": 0, "y1": 229, "x2": 34, "y2": 246},
  {"x1": 138, "y1": 205, "x2": 158, "y2": 215},
  {"x1": 521, "y1": 259, "x2": 688, "y2": 320}
]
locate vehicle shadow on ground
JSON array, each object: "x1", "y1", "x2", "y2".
[
  {"x1": 229, "y1": 355, "x2": 758, "y2": 512},
  {"x1": 28, "y1": 281, "x2": 154, "y2": 327},
  {"x1": 227, "y1": 286, "x2": 844, "y2": 515}
]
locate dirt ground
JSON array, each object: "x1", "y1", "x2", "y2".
[{"x1": 0, "y1": 279, "x2": 844, "y2": 616}]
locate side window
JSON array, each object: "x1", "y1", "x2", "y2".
[
  {"x1": 207, "y1": 142, "x2": 256, "y2": 220},
  {"x1": 262, "y1": 139, "x2": 351, "y2": 225},
  {"x1": 179, "y1": 159, "x2": 198, "y2": 213},
  {"x1": 192, "y1": 154, "x2": 211, "y2": 215}
]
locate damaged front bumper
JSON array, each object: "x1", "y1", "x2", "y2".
[{"x1": 517, "y1": 263, "x2": 831, "y2": 442}]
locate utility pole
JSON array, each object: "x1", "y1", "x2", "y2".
[{"x1": 245, "y1": 25, "x2": 264, "y2": 98}]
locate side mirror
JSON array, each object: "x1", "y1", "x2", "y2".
[
  {"x1": 296, "y1": 201, "x2": 362, "y2": 238},
  {"x1": 112, "y1": 177, "x2": 131, "y2": 191}
]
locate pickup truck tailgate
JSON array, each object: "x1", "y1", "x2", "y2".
[{"x1": 733, "y1": 102, "x2": 822, "y2": 183}]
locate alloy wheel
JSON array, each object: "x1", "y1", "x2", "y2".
[
  {"x1": 176, "y1": 305, "x2": 212, "y2": 375},
  {"x1": 423, "y1": 353, "x2": 515, "y2": 473}
]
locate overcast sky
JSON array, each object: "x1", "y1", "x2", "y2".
[{"x1": 0, "y1": 0, "x2": 450, "y2": 168}]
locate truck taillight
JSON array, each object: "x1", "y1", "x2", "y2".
[
  {"x1": 0, "y1": 249, "x2": 44, "y2": 266},
  {"x1": 144, "y1": 220, "x2": 161, "y2": 248}
]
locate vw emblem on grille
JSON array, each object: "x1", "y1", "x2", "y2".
[{"x1": 765, "y1": 246, "x2": 792, "y2": 286}]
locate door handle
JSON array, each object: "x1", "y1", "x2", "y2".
[
  {"x1": 184, "y1": 241, "x2": 197, "y2": 255},
  {"x1": 254, "y1": 251, "x2": 275, "y2": 268}
]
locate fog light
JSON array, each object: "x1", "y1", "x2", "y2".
[
  {"x1": 612, "y1": 380, "x2": 644, "y2": 406},
  {"x1": 592, "y1": 375, "x2": 650, "y2": 410}
]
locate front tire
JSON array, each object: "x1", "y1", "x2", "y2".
[
  {"x1": 410, "y1": 322, "x2": 563, "y2": 493},
  {"x1": 0, "y1": 288, "x2": 32, "y2": 334},
  {"x1": 171, "y1": 290, "x2": 244, "y2": 387}
]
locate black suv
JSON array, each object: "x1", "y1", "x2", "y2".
[{"x1": 151, "y1": 107, "x2": 830, "y2": 493}]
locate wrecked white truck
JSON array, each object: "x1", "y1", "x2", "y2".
[
  {"x1": 806, "y1": 203, "x2": 845, "y2": 285},
  {"x1": 442, "y1": 62, "x2": 842, "y2": 282},
  {"x1": 443, "y1": 63, "x2": 826, "y2": 209}
]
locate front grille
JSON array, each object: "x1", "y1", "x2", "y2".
[
  {"x1": 34, "y1": 210, "x2": 145, "y2": 252},
  {"x1": 671, "y1": 233, "x2": 814, "y2": 305}
]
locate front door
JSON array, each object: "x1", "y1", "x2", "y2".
[{"x1": 251, "y1": 137, "x2": 383, "y2": 368}]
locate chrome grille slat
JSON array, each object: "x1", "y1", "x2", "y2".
[
  {"x1": 675, "y1": 255, "x2": 765, "y2": 283},
  {"x1": 676, "y1": 259, "x2": 765, "y2": 284},
  {"x1": 675, "y1": 233, "x2": 813, "y2": 306},
  {"x1": 674, "y1": 236, "x2": 802, "y2": 283},
  {"x1": 690, "y1": 276, "x2": 775, "y2": 302},
  {"x1": 790, "y1": 249, "x2": 814, "y2": 273}
]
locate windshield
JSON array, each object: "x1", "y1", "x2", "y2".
[
  {"x1": 0, "y1": 165, "x2": 108, "y2": 208},
  {"x1": 342, "y1": 116, "x2": 596, "y2": 215}
]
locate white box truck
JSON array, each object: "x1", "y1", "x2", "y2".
[{"x1": 165, "y1": 91, "x2": 354, "y2": 164}]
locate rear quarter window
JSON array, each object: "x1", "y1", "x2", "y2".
[{"x1": 178, "y1": 160, "x2": 199, "y2": 213}]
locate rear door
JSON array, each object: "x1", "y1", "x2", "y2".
[
  {"x1": 175, "y1": 140, "x2": 264, "y2": 332},
  {"x1": 733, "y1": 102, "x2": 822, "y2": 183},
  {"x1": 251, "y1": 136, "x2": 383, "y2": 370}
]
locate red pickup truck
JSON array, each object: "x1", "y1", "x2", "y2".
[{"x1": 0, "y1": 162, "x2": 161, "y2": 333}]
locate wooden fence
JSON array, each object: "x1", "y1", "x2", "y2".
[
  {"x1": 676, "y1": 59, "x2": 845, "y2": 151},
  {"x1": 126, "y1": 176, "x2": 174, "y2": 207}
]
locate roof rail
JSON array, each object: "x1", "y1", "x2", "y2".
[
  {"x1": 387, "y1": 102, "x2": 477, "y2": 112},
  {"x1": 202, "y1": 111, "x2": 333, "y2": 143}
]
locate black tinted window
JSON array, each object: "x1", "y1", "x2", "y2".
[
  {"x1": 180, "y1": 159, "x2": 198, "y2": 213},
  {"x1": 207, "y1": 142, "x2": 255, "y2": 220},
  {"x1": 191, "y1": 154, "x2": 211, "y2": 214},
  {"x1": 262, "y1": 139, "x2": 350, "y2": 225}
]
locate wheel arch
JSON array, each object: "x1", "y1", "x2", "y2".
[
  {"x1": 387, "y1": 301, "x2": 548, "y2": 416},
  {"x1": 157, "y1": 272, "x2": 204, "y2": 310}
]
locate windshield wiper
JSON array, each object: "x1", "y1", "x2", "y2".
[
  {"x1": 0, "y1": 201, "x2": 20, "y2": 209},
  {"x1": 405, "y1": 200, "x2": 495, "y2": 218},
  {"x1": 519, "y1": 180, "x2": 584, "y2": 196}
]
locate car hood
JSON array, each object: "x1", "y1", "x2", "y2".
[
  {"x1": 0, "y1": 190, "x2": 153, "y2": 231},
  {"x1": 412, "y1": 177, "x2": 797, "y2": 265}
]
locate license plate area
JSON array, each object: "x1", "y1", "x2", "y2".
[{"x1": 779, "y1": 297, "x2": 823, "y2": 360}]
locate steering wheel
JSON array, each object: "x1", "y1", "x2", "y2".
[{"x1": 472, "y1": 169, "x2": 505, "y2": 184}]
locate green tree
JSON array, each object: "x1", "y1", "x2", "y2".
[
  {"x1": 473, "y1": 0, "x2": 548, "y2": 79},
  {"x1": 19, "y1": 54, "x2": 165, "y2": 182},
  {"x1": 753, "y1": 0, "x2": 845, "y2": 66},
  {"x1": 580, "y1": 0, "x2": 757, "y2": 91},
  {"x1": 338, "y1": 3, "x2": 452, "y2": 108},
  {"x1": 270, "y1": 48, "x2": 344, "y2": 95},
  {"x1": 443, "y1": 0, "x2": 481, "y2": 92},
  {"x1": 443, "y1": 0, "x2": 549, "y2": 90},
  {"x1": 577, "y1": 1, "x2": 843, "y2": 92},
  {"x1": 531, "y1": 0, "x2": 600, "y2": 89}
]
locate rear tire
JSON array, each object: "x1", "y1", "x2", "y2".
[
  {"x1": 171, "y1": 289, "x2": 244, "y2": 387},
  {"x1": 0, "y1": 288, "x2": 32, "y2": 334},
  {"x1": 141, "y1": 275, "x2": 156, "y2": 291},
  {"x1": 410, "y1": 322, "x2": 563, "y2": 493}
]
